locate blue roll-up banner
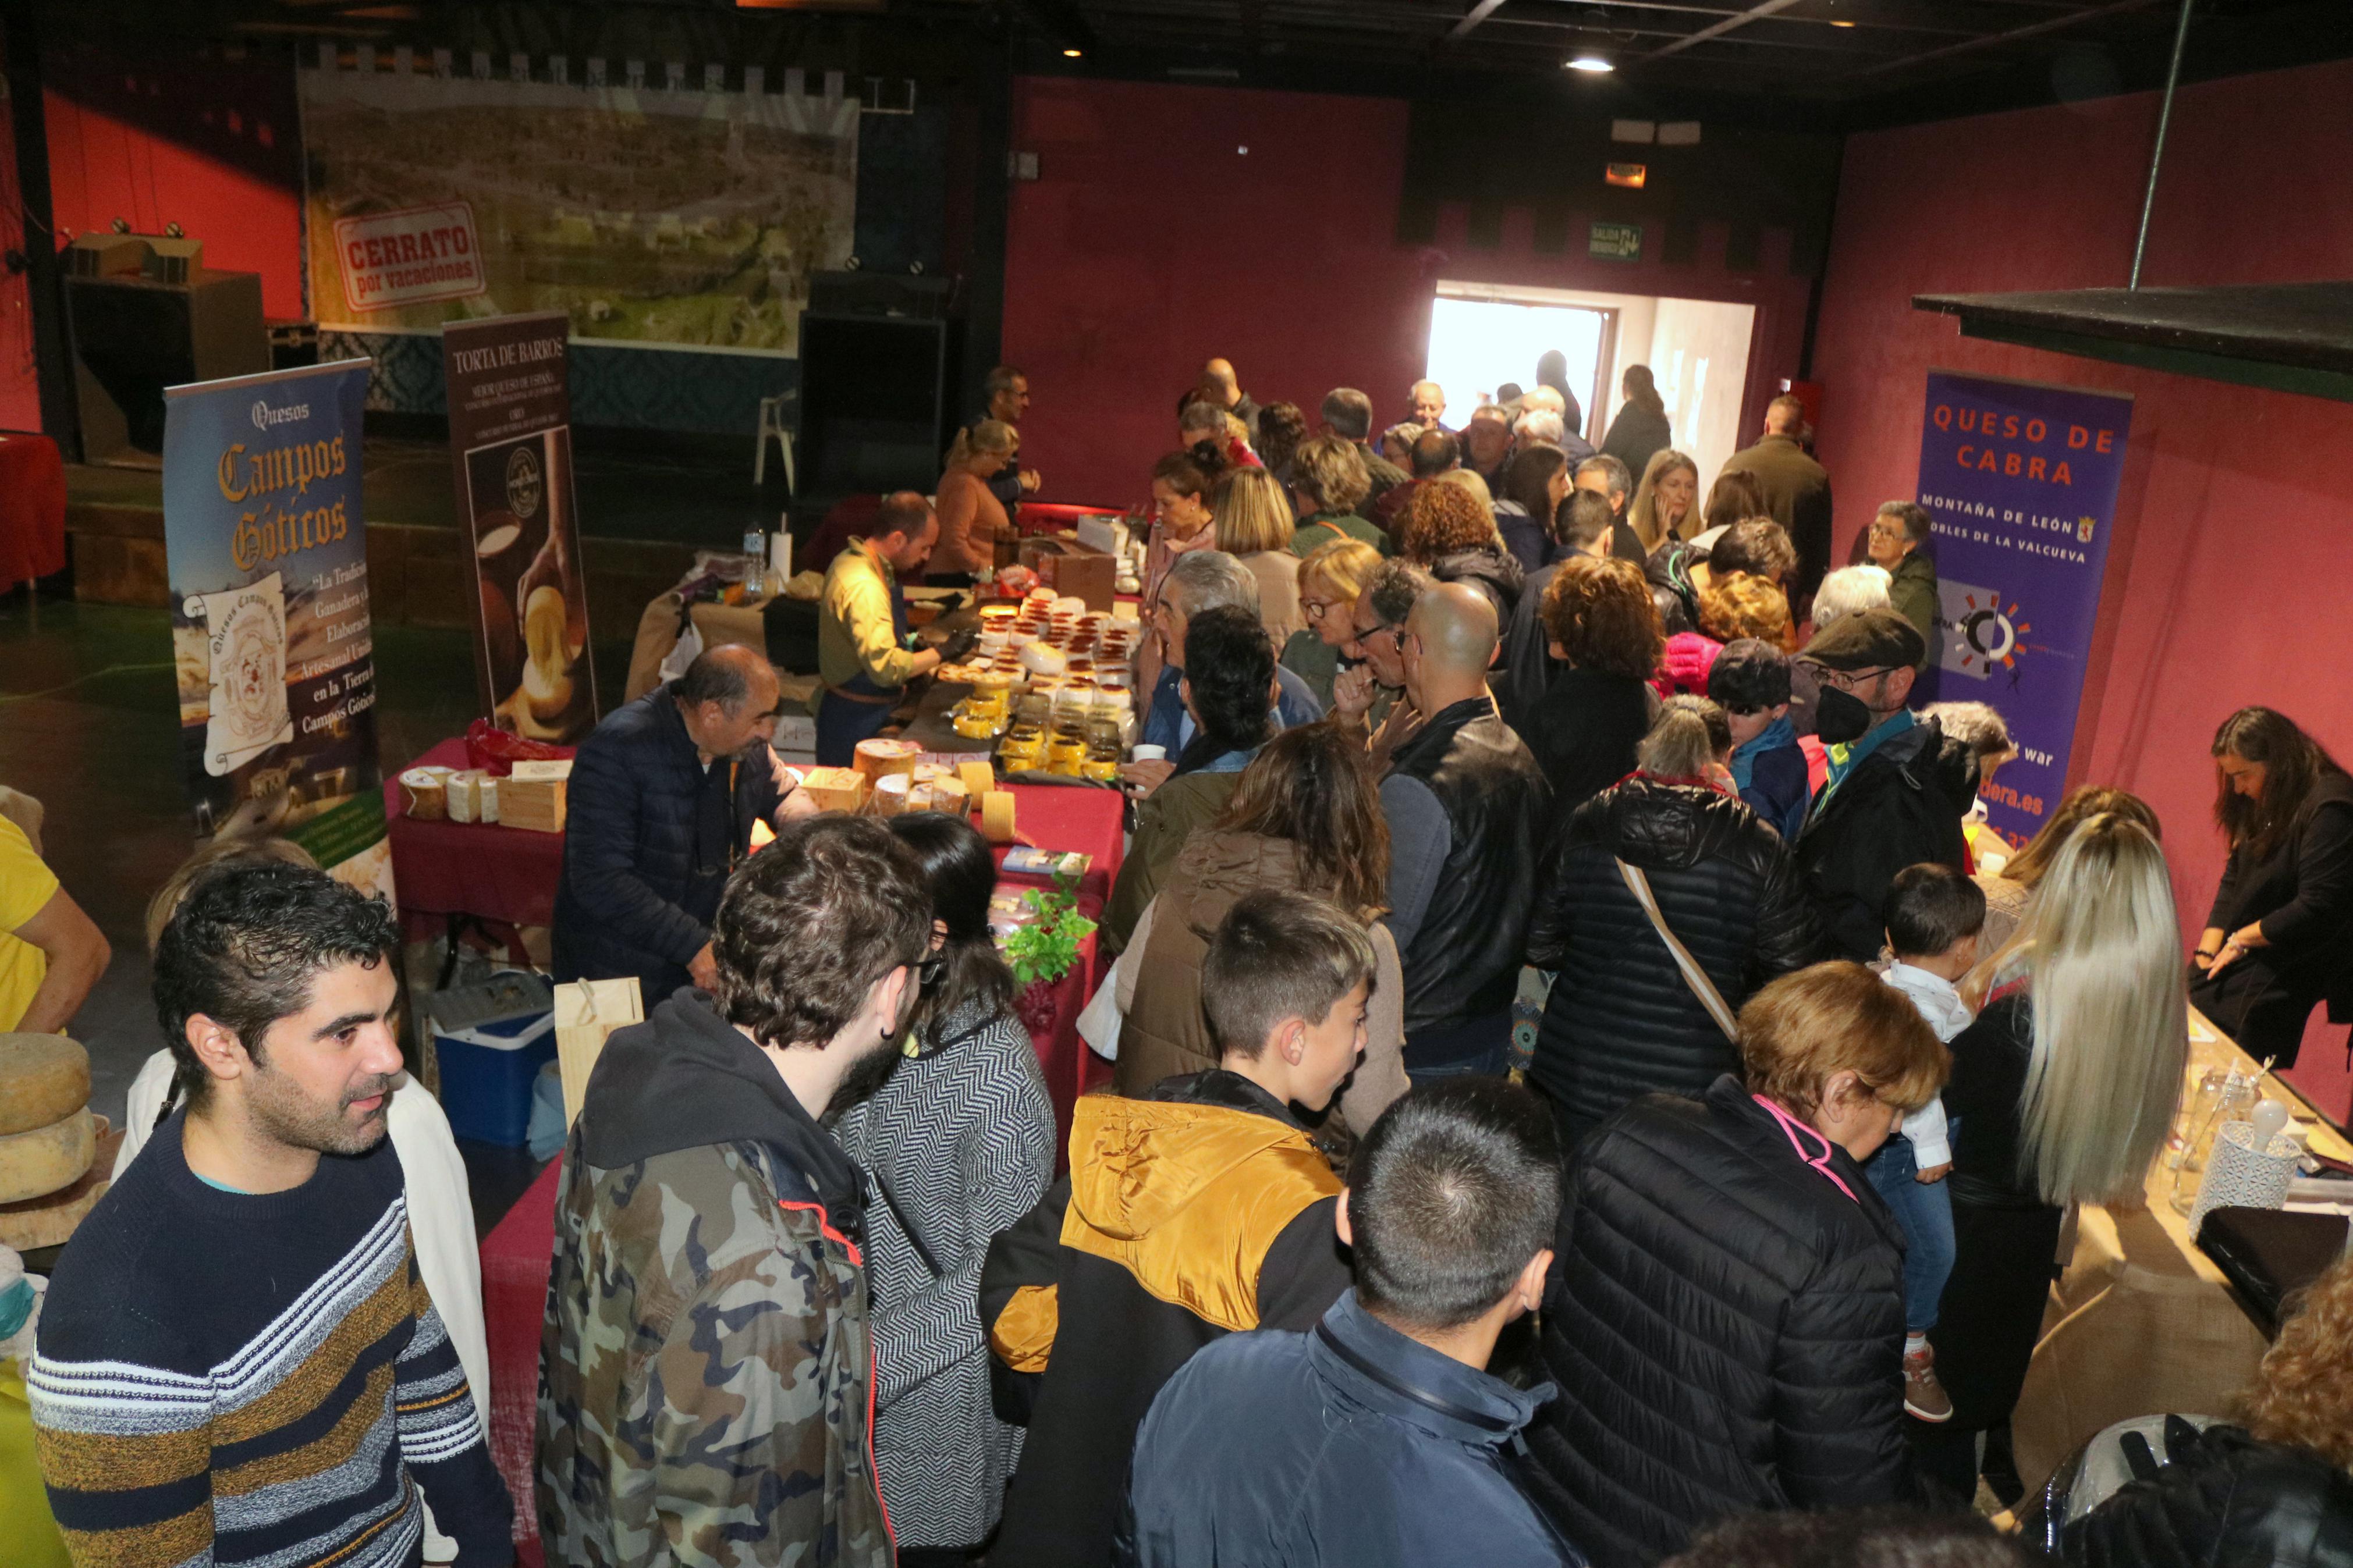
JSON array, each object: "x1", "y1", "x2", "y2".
[
  {"x1": 1916, "y1": 369, "x2": 2133, "y2": 851},
  {"x1": 163, "y1": 358, "x2": 395, "y2": 904}
]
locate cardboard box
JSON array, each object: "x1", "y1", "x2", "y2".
[{"x1": 1018, "y1": 539, "x2": 1118, "y2": 612}]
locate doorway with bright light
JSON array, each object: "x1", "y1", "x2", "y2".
[{"x1": 1425, "y1": 281, "x2": 1758, "y2": 490}]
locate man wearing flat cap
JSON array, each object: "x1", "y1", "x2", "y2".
[{"x1": 1791, "y1": 607, "x2": 1980, "y2": 961}]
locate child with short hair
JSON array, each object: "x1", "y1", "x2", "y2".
[
  {"x1": 1709, "y1": 637, "x2": 1809, "y2": 843},
  {"x1": 982, "y1": 888, "x2": 1373, "y2": 1568},
  {"x1": 1873, "y1": 862, "x2": 1988, "y2": 1424}
]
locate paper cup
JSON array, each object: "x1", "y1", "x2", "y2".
[{"x1": 1130, "y1": 744, "x2": 1167, "y2": 762}]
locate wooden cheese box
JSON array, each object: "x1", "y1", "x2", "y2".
[{"x1": 501, "y1": 758, "x2": 572, "y2": 835}]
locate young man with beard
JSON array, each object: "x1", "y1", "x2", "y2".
[
  {"x1": 537, "y1": 815, "x2": 934, "y2": 1568},
  {"x1": 30, "y1": 862, "x2": 512, "y2": 1567}
]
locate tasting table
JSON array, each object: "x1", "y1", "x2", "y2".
[
  {"x1": 2006, "y1": 1007, "x2": 2353, "y2": 1494},
  {"x1": 464, "y1": 777, "x2": 1122, "y2": 1563}
]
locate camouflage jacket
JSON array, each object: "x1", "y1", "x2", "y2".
[{"x1": 537, "y1": 1022, "x2": 893, "y2": 1568}]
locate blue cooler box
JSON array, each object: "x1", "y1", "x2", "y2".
[{"x1": 431, "y1": 975, "x2": 557, "y2": 1147}]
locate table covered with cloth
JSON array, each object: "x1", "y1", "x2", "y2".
[
  {"x1": 2007, "y1": 1007, "x2": 2353, "y2": 1494},
  {"x1": 470, "y1": 780, "x2": 1122, "y2": 1563},
  {"x1": 0, "y1": 433, "x2": 66, "y2": 593},
  {"x1": 384, "y1": 737, "x2": 566, "y2": 939}
]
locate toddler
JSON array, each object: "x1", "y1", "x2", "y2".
[{"x1": 1873, "y1": 862, "x2": 1986, "y2": 1423}]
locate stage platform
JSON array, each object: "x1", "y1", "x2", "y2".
[{"x1": 60, "y1": 434, "x2": 816, "y2": 637}]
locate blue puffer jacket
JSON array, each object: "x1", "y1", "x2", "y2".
[
  {"x1": 550, "y1": 682, "x2": 786, "y2": 999},
  {"x1": 1117, "y1": 1289, "x2": 1583, "y2": 1567}
]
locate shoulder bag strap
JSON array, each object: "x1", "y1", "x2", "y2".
[{"x1": 1616, "y1": 857, "x2": 1741, "y2": 1043}]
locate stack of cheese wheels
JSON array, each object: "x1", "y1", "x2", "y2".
[{"x1": 0, "y1": 1035, "x2": 97, "y2": 1204}]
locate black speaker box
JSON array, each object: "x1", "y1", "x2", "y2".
[
  {"x1": 795, "y1": 311, "x2": 960, "y2": 494},
  {"x1": 65, "y1": 269, "x2": 270, "y2": 467}
]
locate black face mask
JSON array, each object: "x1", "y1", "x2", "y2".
[{"x1": 1814, "y1": 682, "x2": 1875, "y2": 745}]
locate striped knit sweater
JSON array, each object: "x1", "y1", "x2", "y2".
[{"x1": 29, "y1": 1109, "x2": 512, "y2": 1567}]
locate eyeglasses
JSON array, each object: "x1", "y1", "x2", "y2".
[
  {"x1": 916, "y1": 952, "x2": 947, "y2": 994},
  {"x1": 1812, "y1": 664, "x2": 1894, "y2": 693},
  {"x1": 1303, "y1": 596, "x2": 1343, "y2": 622}
]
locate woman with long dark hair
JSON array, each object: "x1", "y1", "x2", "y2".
[
  {"x1": 1115, "y1": 720, "x2": 1408, "y2": 1134},
  {"x1": 1600, "y1": 364, "x2": 1673, "y2": 480},
  {"x1": 2192, "y1": 707, "x2": 2353, "y2": 1066},
  {"x1": 832, "y1": 812, "x2": 1055, "y2": 1565},
  {"x1": 1493, "y1": 441, "x2": 1574, "y2": 575}
]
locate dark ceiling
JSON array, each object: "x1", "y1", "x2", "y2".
[{"x1": 992, "y1": 0, "x2": 2353, "y2": 127}]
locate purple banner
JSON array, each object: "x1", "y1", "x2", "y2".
[{"x1": 1916, "y1": 370, "x2": 2132, "y2": 851}]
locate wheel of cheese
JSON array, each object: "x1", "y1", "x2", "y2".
[
  {"x1": 0, "y1": 1035, "x2": 91, "y2": 1137},
  {"x1": 0, "y1": 1105, "x2": 95, "y2": 1204}
]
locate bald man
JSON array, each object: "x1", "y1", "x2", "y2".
[
  {"x1": 1203, "y1": 356, "x2": 1261, "y2": 443},
  {"x1": 1409, "y1": 379, "x2": 1447, "y2": 432},
  {"x1": 553, "y1": 643, "x2": 820, "y2": 1001},
  {"x1": 1378, "y1": 584, "x2": 1552, "y2": 1082}
]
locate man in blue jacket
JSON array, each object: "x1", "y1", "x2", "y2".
[
  {"x1": 552, "y1": 645, "x2": 816, "y2": 1001},
  {"x1": 1117, "y1": 1079, "x2": 1585, "y2": 1567}
]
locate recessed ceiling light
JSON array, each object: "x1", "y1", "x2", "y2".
[
  {"x1": 1063, "y1": 47, "x2": 1083, "y2": 57},
  {"x1": 1566, "y1": 55, "x2": 1614, "y2": 72},
  {"x1": 1830, "y1": 18, "x2": 1855, "y2": 26}
]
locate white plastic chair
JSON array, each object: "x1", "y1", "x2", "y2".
[{"x1": 754, "y1": 393, "x2": 797, "y2": 493}]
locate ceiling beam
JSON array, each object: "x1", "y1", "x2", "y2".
[
  {"x1": 1851, "y1": 0, "x2": 2168, "y2": 79},
  {"x1": 1644, "y1": 0, "x2": 1806, "y2": 59},
  {"x1": 1447, "y1": 0, "x2": 1510, "y2": 41}
]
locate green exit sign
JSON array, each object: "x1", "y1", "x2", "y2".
[{"x1": 1589, "y1": 222, "x2": 1643, "y2": 262}]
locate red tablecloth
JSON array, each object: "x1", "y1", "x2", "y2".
[
  {"x1": 467, "y1": 777, "x2": 1123, "y2": 1560},
  {"x1": 384, "y1": 738, "x2": 567, "y2": 931},
  {"x1": 0, "y1": 433, "x2": 66, "y2": 593}
]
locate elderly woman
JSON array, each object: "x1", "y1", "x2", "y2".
[
  {"x1": 1922, "y1": 701, "x2": 2022, "y2": 870},
  {"x1": 1866, "y1": 501, "x2": 1939, "y2": 667},
  {"x1": 1526, "y1": 961, "x2": 1944, "y2": 1567},
  {"x1": 1282, "y1": 537, "x2": 1382, "y2": 710},
  {"x1": 1211, "y1": 467, "x2": 1308, "y2": 646},
  {"x1": 930, "y1": 419, "x2": 1017, "y2": 585},
  {"x1": 1287, "y1": 434, "x2": 1389, "y2": 556}
]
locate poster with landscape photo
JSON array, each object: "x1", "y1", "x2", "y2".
[{"x1": 300, "y1": 64, "x2": 858, "y2": 354}]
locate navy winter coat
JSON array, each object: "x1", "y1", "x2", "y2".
[
  {"x1": 550, "y1": 682, "x2": 788, "y2": 1000},
  {"x1": 1118, "y1": 1289, "x2": 1582, "y2": 1567}
]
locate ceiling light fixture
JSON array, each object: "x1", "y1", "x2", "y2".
[
  {"x1": 1566, "y1": 55, "x2": 1614, "y2": 73},
  {"x1": 1830, "y1": 19, "x2": 1855, "y2": 26},
  {"x1": 1063, "y1": 47, "x2": 1083, "y2": 57}
]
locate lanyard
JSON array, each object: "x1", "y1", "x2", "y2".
[{"x1": 1751, "y1": 1093, "x2": 1859, "y2": 1204}]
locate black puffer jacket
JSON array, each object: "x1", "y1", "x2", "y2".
[
  {"x1": 1794, "y1": 715, "x2": 1976, "y2": 961},
  {"x1": 1428, "y1": 546, "x2": 1526, "y2": 669},
  {"x1": 2053, "y1": 1422, "x2": 2353, "y2": 1568},
  {"x1": 1527, "y1": 1076, "x2": 1916, "y2": 1568},
  {"x1": 1385, "y1": 696, "x2": 1553, "y2": 1038},
  {"x1": 1526, "y1": 776, "x2": 1819, "y2": 1141},
  {"x1": 551, "y1": 682, "x2": 788, "y2": 998}
]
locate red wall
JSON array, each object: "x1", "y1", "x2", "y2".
[
  {"x1": 1002, "y1": 76, "x2": 1818, "y2": 509},
  {"x1": 1811, "y1": 57, "x2": 2353, "y2": 1094},
  {"x1": 43, "y1": 53, "x2": 306, "y2": 319}
]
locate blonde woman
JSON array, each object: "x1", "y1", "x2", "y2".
[
  {"x1": 1287, "y1": 435, "x2": 1387, "y2": 556},
  {"x1": 1212, "y1": 467, "x2": 1306, "y2": 645},
  {"x1": 1627, "y1": 448, "x2": 1699, "y2": 552},
  {"x1": 1282, "y1": 537, "x2": 1381, "y2": 710},
  {"x1": 931, "y1": 419, "x2": 1018, "y2": 584},
  {"x1": 1917, "y1": 812, "x2": 2188, "y2": 1501},
  {"x1": 1963, "y1": 785, "x2": 2162, "y2": 983}
]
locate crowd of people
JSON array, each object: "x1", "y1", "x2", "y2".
[{"x1": 12, "y1": 354, "x2": 2353, "y2": 1568}]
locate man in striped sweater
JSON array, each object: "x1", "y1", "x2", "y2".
[{"x1": 30, "y1": 861, "x2": 512, "y2": 1567}]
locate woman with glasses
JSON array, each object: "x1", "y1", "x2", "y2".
[
  {"x1": 1525, "y1": 962, "x2": 1946, "y2": 1568},
  {"x1": 831, "y1": 812, "x2": 1056, "y2": 1567},
  {"x1": 1280, "y1": 537, "x2": 1382, "y2": 711},
  {"x1": 1864, "y1": 501, "x2": 1939, "y2": 670}
]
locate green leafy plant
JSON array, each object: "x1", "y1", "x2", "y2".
[{"x1": 1002, "y1": 870, "x2": 1098, "y2": 987}]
